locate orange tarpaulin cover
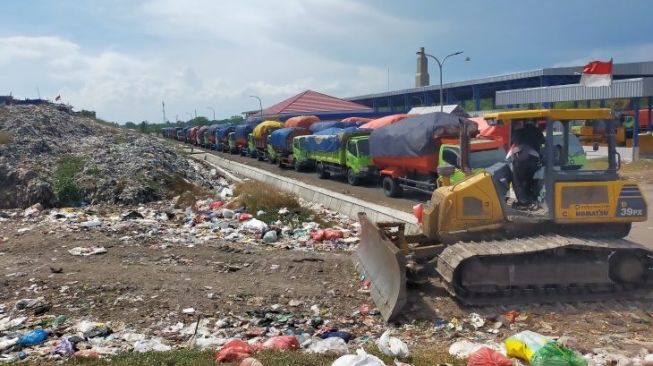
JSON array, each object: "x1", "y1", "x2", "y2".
[
  {"x1": 284, "y1": 115, "x2": 320, "y2": 129},
  {"x1": 360, "y1": 114, "x2": 410, "y2": 129}
]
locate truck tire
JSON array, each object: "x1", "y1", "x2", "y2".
[
  {"x1": 257, "y1": 153, "x2": 265, "y2": 161},
  {"x1": 317, "y1": 163, "x2": 330, "y2": 179},
  {"x1": 347, "y1": 169, "x2": 361, "y2": 186},
  {"x1": 293, "y1": 160, "x2": 302, "y2": 172},
  {"x1": 278, "y1": 159, "x2": 285, "y2": 168},
  {"x1": 382, "y1": 176, "x2": 402, "y2": 197}
]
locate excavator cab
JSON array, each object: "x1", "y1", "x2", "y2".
[{"x1": 355, "y1": 109, "x2": 651, "y2": 321}]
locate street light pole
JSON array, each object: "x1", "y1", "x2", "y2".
[
  {"x1": 206, "y1": 107, "x2": 215, "y2": 121},
  {"x1": 419, "y1": 50, "x2": 465, "y2": 112},
  {"x1": 249, "y1": 95, "x2": 263, "y2": 119}
]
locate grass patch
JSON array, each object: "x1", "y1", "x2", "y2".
[
  {"x1": 54, "y1": 155, "x2": 86, "y2": 206},
  {"x1": 162, "y1": 173, "x2": 213, "y2": 208},
  {"x1": 0, "y1": 131, "x2": 12, "y2": 145},
  {"x1": 59, "y1": 347, "x2": 465, "y2": 366},
  {"x1": 233, "y1": 181, "x2": 328, "y2": 226}
]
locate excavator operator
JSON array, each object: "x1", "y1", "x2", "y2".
[{"x1": 507, "y1": 121, "x2": 545, "y2": 208}]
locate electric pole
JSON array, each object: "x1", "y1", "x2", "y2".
[{"x1": 162, "y1": 101, "x2": 167, "y2": 124}]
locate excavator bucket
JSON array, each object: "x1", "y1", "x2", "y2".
[{"x1": 352, "y1": 213, "x2": 407, "y2": 321}]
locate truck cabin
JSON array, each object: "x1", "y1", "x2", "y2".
[
  {"x1": 346, "y1": 136, "x2": 370, "y2": 159},
  {"x1": 439, "y1": 137, "x2": 505, "y2": 171}
]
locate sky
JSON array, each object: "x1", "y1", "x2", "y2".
[{"x1": 1, "y1": 0, "x2": 652, "y2": 123}]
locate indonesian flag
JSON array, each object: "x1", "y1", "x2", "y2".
[
  {"x1": 54, "y1": 95, "x2": 61, "y2": 101},
  {"x1": 580, "y1": 59, "x2": 613, "y2": 87}
]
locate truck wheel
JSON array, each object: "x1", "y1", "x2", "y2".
[
  {"x1": 257, "y1": 153, "x2": 264, "y2": 161},
  {"x1": 317, "y1": 163, "x2": 330, "y2": 179},
  {"x1": 293, "y1": 160, "x2": 302, "y2": 172},
  {"x1": 382, "y1": 176, "x2": 402, "y2": 197},
  {"x1": 347, "y1": 169, "x2": 361, "y2": 186},
  {"x1": 269, "y1": 157, "x2": 276, "y2": 165},
  {"x1": 278, "y1": 159, "x2": 285, "y2": 168}
]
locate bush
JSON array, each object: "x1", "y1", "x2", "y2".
[
  {"x1": 0, "y1": 131, "x2": 13, "y2": 145},
  {"x1": 54, "y1": 155, "x2": 86, "y2": 205}
]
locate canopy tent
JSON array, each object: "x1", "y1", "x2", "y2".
[{"x1": 406, "y1": 104, "x2": 470, "y2": 117}]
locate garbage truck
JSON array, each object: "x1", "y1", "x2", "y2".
[
  {"x1": 234, "y1": 123, "x2": 256, "y2": 155},
  {"x1": 252, "y1": 120, "x2": 284, "y2": 161},
  {"x1": 370, "y1": 112, "x2": 504, "y2": 197},
  {"x1": 303, "y1": 127, "x2": 375, "y2": 185},
  {"x1": 269, "y1": 127, "x2": 312, "y2": 169}
]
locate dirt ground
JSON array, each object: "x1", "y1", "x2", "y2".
[{"x1": 1, "y1": 201, "x2": 652, "y2": 359}]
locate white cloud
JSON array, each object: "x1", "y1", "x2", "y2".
[
  {"x1": 553, "y1": 43, "x2": 653, "y2": 67},
  {"x1": 0, "y1": 2, "x2": 442, "y2": 122}
]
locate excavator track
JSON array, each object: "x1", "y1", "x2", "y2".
[{"x1": 437, "y1": 235, "x2": 653, "y2": 306}]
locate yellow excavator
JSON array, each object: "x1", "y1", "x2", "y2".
[{"x1": 355, "y1": 109, "x2": 651, "y2": 321}]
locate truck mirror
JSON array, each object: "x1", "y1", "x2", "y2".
[
  {"x1": 592, "y1": 142, "x2": 599, "y2": 151},
  {"x1": 437, "y1": 164, "x2": 455, "y2": 178}
]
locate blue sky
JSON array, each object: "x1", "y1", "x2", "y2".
[{"x1": 1, "y1": 0, "x2": 652, "y2": 123}]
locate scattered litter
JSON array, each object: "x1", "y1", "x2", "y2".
[
  {"x1": 332, "y1": 348, "x2": 385, "y2": 366},
  {"x1": 68, "y1": 246, "x2": 107, "y2": 256},
  {"x1": 307, "y1": 337, "x2": 349, "y2": 355},
  {"x1": 377, "y1": 330, "x2": 409, "y2": 358}
]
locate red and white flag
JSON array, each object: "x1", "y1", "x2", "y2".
[{"x1": 580, "y1": 59, "x2": 613, "y2": 87}]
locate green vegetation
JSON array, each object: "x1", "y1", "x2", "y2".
[
  {"x1": 0, "y1": 131, "x2": 13, "y2": 145},
  {"x1": 233, "y1": 181, "x2": 329, "y2": 226},
  {"x1": 60, "y1": 347, "x2": 465, "y2": 366},
  {"x1": 54, "y1": 155, "x2": 86, "y2": 205},
  {"x1": 124, "y1": 115, "x2": 245, "y2": 135}
]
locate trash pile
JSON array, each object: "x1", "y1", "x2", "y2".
[
  {"x1": 444, "y1": 311, "x2": 653, "y2": 366},
  {"x1": 0, "y1": 103, "x2": 217, "y2": 208}
]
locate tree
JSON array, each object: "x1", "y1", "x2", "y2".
[
  {"x1": 139, "y1": 121, "x2": 149, "y2": 133},
  {"x1": 230, "y1": 115, "x2": 244, "y2": 124},
  {"x1": 124, "y1": 122, "x2": 137, "y2": 129}
]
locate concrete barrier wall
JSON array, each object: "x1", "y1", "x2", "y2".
[{"x1": 190, "y1": 152, "x2": 420, "y2": 234}]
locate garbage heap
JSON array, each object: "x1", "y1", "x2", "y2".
[{"x1": 0, "y1": 103, "x2": 216, "y2": 209}]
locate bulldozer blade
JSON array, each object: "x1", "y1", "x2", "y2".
[{"x1": 353, "y1": 213, "x2": 407, "y2": 322}]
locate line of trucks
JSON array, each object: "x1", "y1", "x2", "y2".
[{"x1": 162, "y1": 112, "x2": 519, "y2": 197}]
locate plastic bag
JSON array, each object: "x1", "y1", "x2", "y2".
[
  {"x1": 307, "y1": 337, "x2": 349, "y2": 355},
  {"x1": 18, "y1": 329, "x2": 48, "y2": 346},
  {"x1": 242, "y1": 219, "x2": 269, "y2": 232},
  {"x1": 238, "y1": 213, "x2": 253, "y2": 222},
  {"x1": 260, "y1": 336, "x2": 299, "y2": 351},
  {"x1": 215, "y1": 339, "x2": 253, "y2": 363},
  {"x1": 530, "y1": 342, "x2": 587, "y2": 366},
  {"x1": 311, "y1": 229, "x2": 343, "y2": 242},
  {"x1": 239, "y1": 357, "x2": 263, "y2": 366},
  {"x1": 210, "y1": 201, "x2": 224, "y2": 210},
  {"x1": 320, "y1": 331, "x2": 353, "y2": 343},
  {"x1": 332, "y1": 348, "x2": 385, "y2": 366},
  {"x1": 133, "y1": 338, "x2": 172, "y2": 352},
  {"x1": 467, "y1": 347, "x2": 512, "y2": 366},
  {"x1": 505, "y1": 330, "x2": 550, "y2": 361},
  {"x1": 377, "y1": 330, "x2": 410, "y2": 358}
]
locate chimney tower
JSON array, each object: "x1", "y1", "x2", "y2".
[{"x1": 415, "y1": 47, "x2": 429, "y2": 87}]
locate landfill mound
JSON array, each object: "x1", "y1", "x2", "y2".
[{"x1": 0, "y1": 103, "x2": 216, "y2": 208}]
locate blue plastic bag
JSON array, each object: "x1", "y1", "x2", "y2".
[{"x1": 18, "y1": 329, "x2": 48, "y2": 346}]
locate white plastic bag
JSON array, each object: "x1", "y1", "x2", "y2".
[
  {"x1": 377, "y1": 330, "x2": 410, "y2": 358},
  {"x1": 133, "y1": 338, "x2": 172, "y2": 352},
  {"x1": 241, "y1": 219, "x2": 269, "y2": 232},
  {"x1": 332, "y1": 348, "x2": 385, "y2": 366},
  {"x1": 307, "y1": 337, "x2": 349, "y2": 355}
]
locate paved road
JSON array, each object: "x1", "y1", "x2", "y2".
[
  {"x1": 188, "y1": 144, "x2": 652, "y2": 248},
  {"x1": 197, "y1": 147, "x2": 423, "y2": 212}
]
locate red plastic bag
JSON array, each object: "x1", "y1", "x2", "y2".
[
  {"x1": 215, "y1": 339, "x2": 253, "y2": 363},
  {"x1": 260, "y1": 336, "x2": 299, "y2": 351},
  {"x1": 238, "y1": 213, "x2": 253, "y2": 222},
  {"x1": 412, "y1": 203, "x2": 423, "y2": 223},
  {"x1": 311, "y1": 229, "x2": 343, "y2": 242},
  {"x1": 323, "y1": 229, "x2": 343, "y2": 241},
  {"x1": 467, "y1": 347, "x2": 512, "y2": 366},
  {"x1": 210, "y1": 201, "x2": 224, "y2": 210},
  {"x1": 310, "y1": 229, "x2": 325, "y2": 241}
]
